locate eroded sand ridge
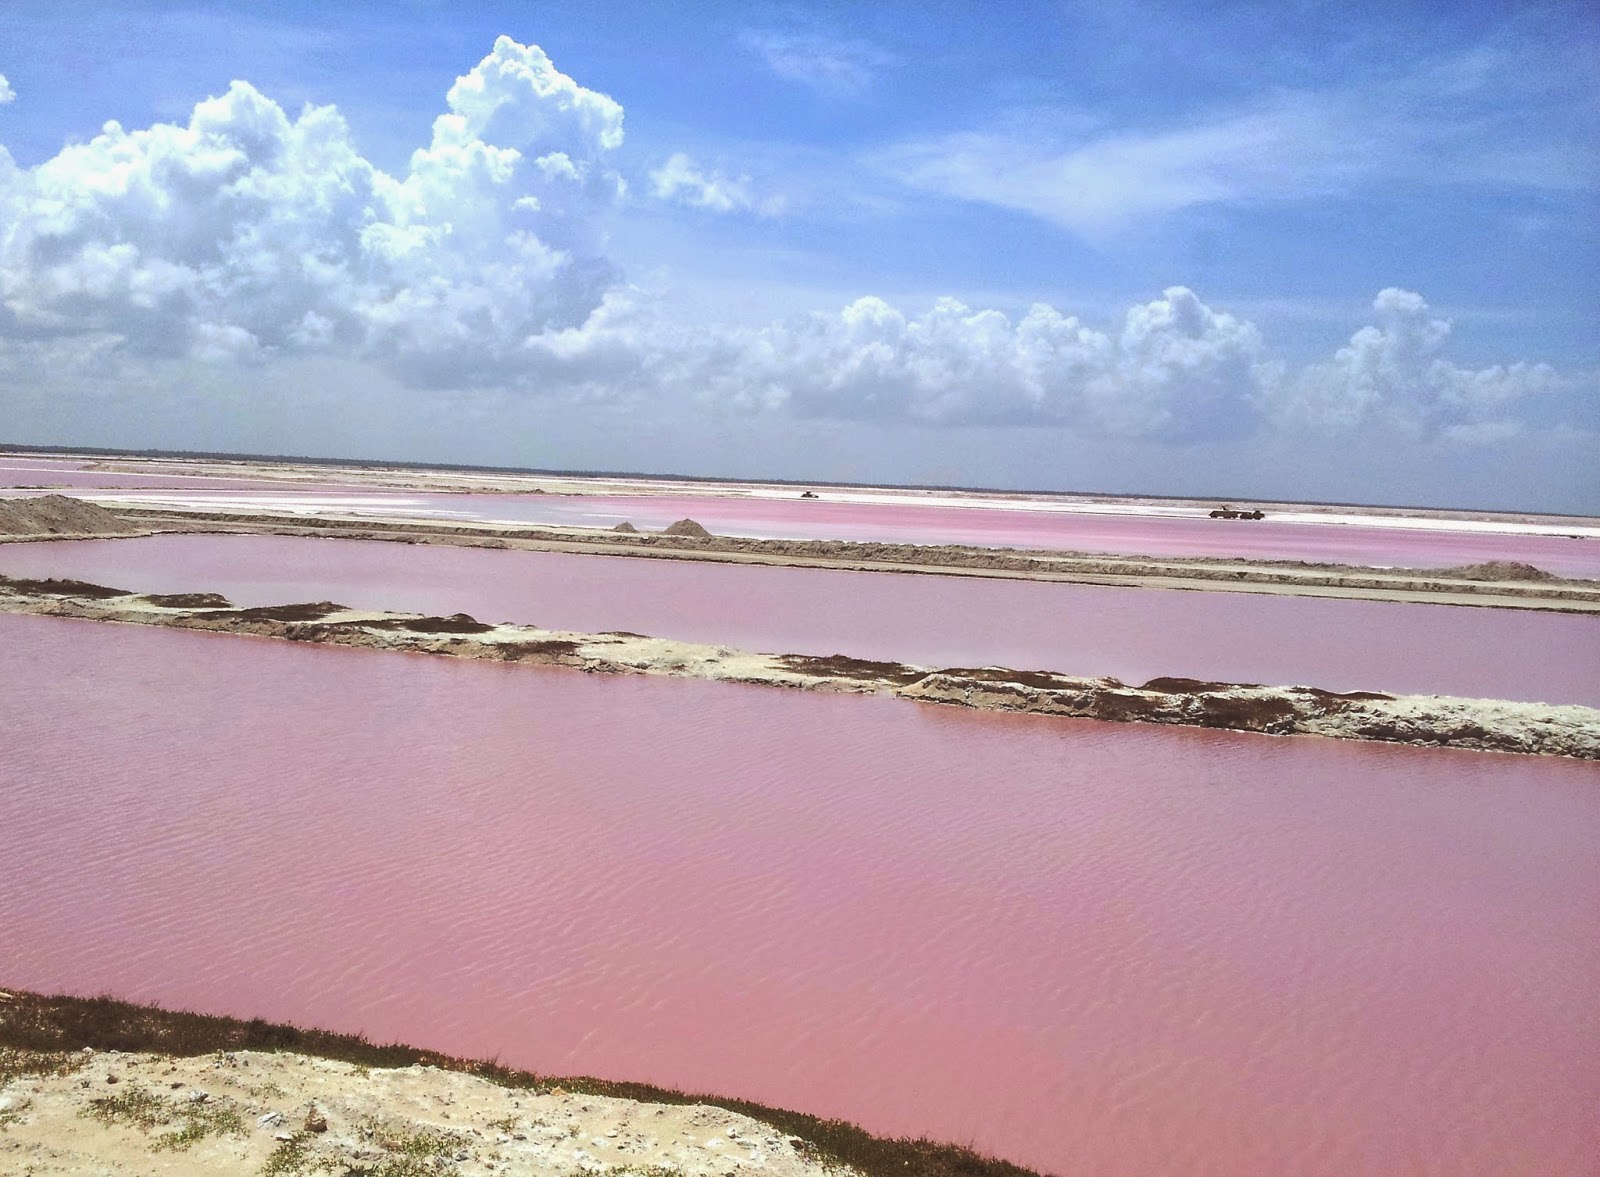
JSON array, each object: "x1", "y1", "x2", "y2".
[{"x1": 3, "y1": 577, "x2": 1594, "y2": 759}]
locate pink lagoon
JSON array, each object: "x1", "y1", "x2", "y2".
[
  {"x1": 2, "y1": 613, "x2": 1597, "y2": 1176},
  {"x1": 2, "y1": 532, "x2": 1596, "y2": 704}
]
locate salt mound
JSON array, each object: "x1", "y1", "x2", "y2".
[
  {"x1": 661, "y1": 517, "x2": 712, "y2": 538},
  {"x1": 1448, "y1": 560, "x2": 1556, "y2": 582},
  {"x1": 0, "y1": 494, "x2": 131, "y2": 537},
  {"x1": 612, "y1": 521, "x2": 639, "y2": 533}
]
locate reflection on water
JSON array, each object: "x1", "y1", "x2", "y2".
[{"x1": 3, "y1": 613, "x2": 1597, "y2": 1176}]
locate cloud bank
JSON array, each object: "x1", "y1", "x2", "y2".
[
  {"x1": 0, "y1": 38, "x2": 1589, "y2": 455},
  {"x1": 0, "y1": 36, "x2": 623, "y2": 386},
  {"x1": 0, "y1": 75, "x2": 14, "y2": 105},
  {"x1": 738, "y1": 287, "x2": 1267, "y2": 441}
]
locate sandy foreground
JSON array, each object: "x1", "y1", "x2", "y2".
[{"x1": 0, "y1": 1048, "x2": 844, "y2": 1176}]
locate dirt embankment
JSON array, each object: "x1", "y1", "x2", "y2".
[
  {"x1": 0, "y1": 495, "x2": 147, "y2": 541},
  {"x1": 2, "y1": 576, "x2": 1594, "y2": 760}
]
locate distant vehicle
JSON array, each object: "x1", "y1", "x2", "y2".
[
  {"x1": 1209, "y1": 505, "x2": 1265, "y2": 520},
  {"x1": 800, "y1": 490, "x2": 819, "y2": 499}
]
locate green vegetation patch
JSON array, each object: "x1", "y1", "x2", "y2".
[
  {"x1": 83, "y1": 1082, "x2": 245, "y2": 1151},
  {"x1": 262, "y1": 1131, "x2": 330, "y2": 1177},
  {"x1": 0, "y1": 1046, "x2": 88, "y2": 1087},
  {"x1": 268, "y1": 1119, "x2": 466, "y2": 1177}
]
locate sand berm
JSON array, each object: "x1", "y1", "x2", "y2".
[{"x1": 2, "y1": 576, "x2": 1595, "y2": 759}]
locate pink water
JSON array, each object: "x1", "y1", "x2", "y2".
[
  {"x1": 2, "y1": 533, "x2": 1597, "y2": 705},
  {"x1": 2, "y1": 614, "x2": 1598, "y2": 1176},
  {"x1": 0, "y1": 455, "x2": 376, "y2": 493}
]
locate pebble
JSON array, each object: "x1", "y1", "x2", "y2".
[{"x1": 258, "y1": 1111, "x2": 285, "y2": 1127}]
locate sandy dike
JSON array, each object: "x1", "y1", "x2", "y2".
[
  {"x1": 6, "y1": 490, "x2": 1600, "y2": 613},
  {"x1": 3, "y1": 578, "x2": 1596, "y2": 760},
  {"x1": 0, "y1": 1047, "x2": 847, "y2": 1177},
  {"x1": 98, "y1": 508, "x2": 1600, "y2": 614}
]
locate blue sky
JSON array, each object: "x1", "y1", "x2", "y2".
[{"x1": 1, "y1": 1, "x2": 1596, "y2": 508}]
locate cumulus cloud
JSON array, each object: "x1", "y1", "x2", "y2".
[
  {"x1": 0, "y1": 36, "x2": 624, "y2": 385},
  {"x1": 1277, "y1": 288, "x2": 1572, "y2": 441},
  {"x1": 0, "y1": 74, "x2": 14, "y2": 104},
  {"x1": 649, "y1": 152, "x2": 780, "y2": 216},
  {"x1": 598, "y1": 284, "x2": 1573, "y2": 446},
  {"x1": 722, "y1": 287, "x2": 1268, "y2": 439}
]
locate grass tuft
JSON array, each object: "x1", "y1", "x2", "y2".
[
  {"x1": 0, "y1": 1047, "x2": 88, "y2": 1087},
  {"x1": 83, "y1": 1082, "x2": 244, "y2": 1151}
]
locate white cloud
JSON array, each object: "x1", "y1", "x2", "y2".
[
  {"x1": 723, "y1": 287, "x2": 1269, "y2": 440},
  {"x1": 597, "y1": 285, "x2": 1570, "y2": 446},
  {"x1": 0, "y1": 74, "x2": 14, "y2": 104},
  {"x1": 1276, "y1": 288, "x2": 1572, "y2": 440},
  {"x1": 649, "y1": 152, "x2": 782, "y2": 216},
  {"x1": 878, "y1": 98, "x2": 1368, "y2": 238},
  {"x1": 877, "y1": 44, "x2": 1598, "y2": 238},
  {"x1": 739, "y1": 29, "x2": 895, "y2": 99},
  {"x1": 0, "y1": 36, "x2": 624, "y2": 386}
]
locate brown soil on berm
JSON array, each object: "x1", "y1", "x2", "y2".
[
  {"x1": 0, "y1": 494, "x2": 132, "y2": 537},
  {"x1": 661, "y1": 517, "x2": 713, "y2": 537},
  {"x1": 1445, "y1": 560, "x2": 1556, "y2": 581}
]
